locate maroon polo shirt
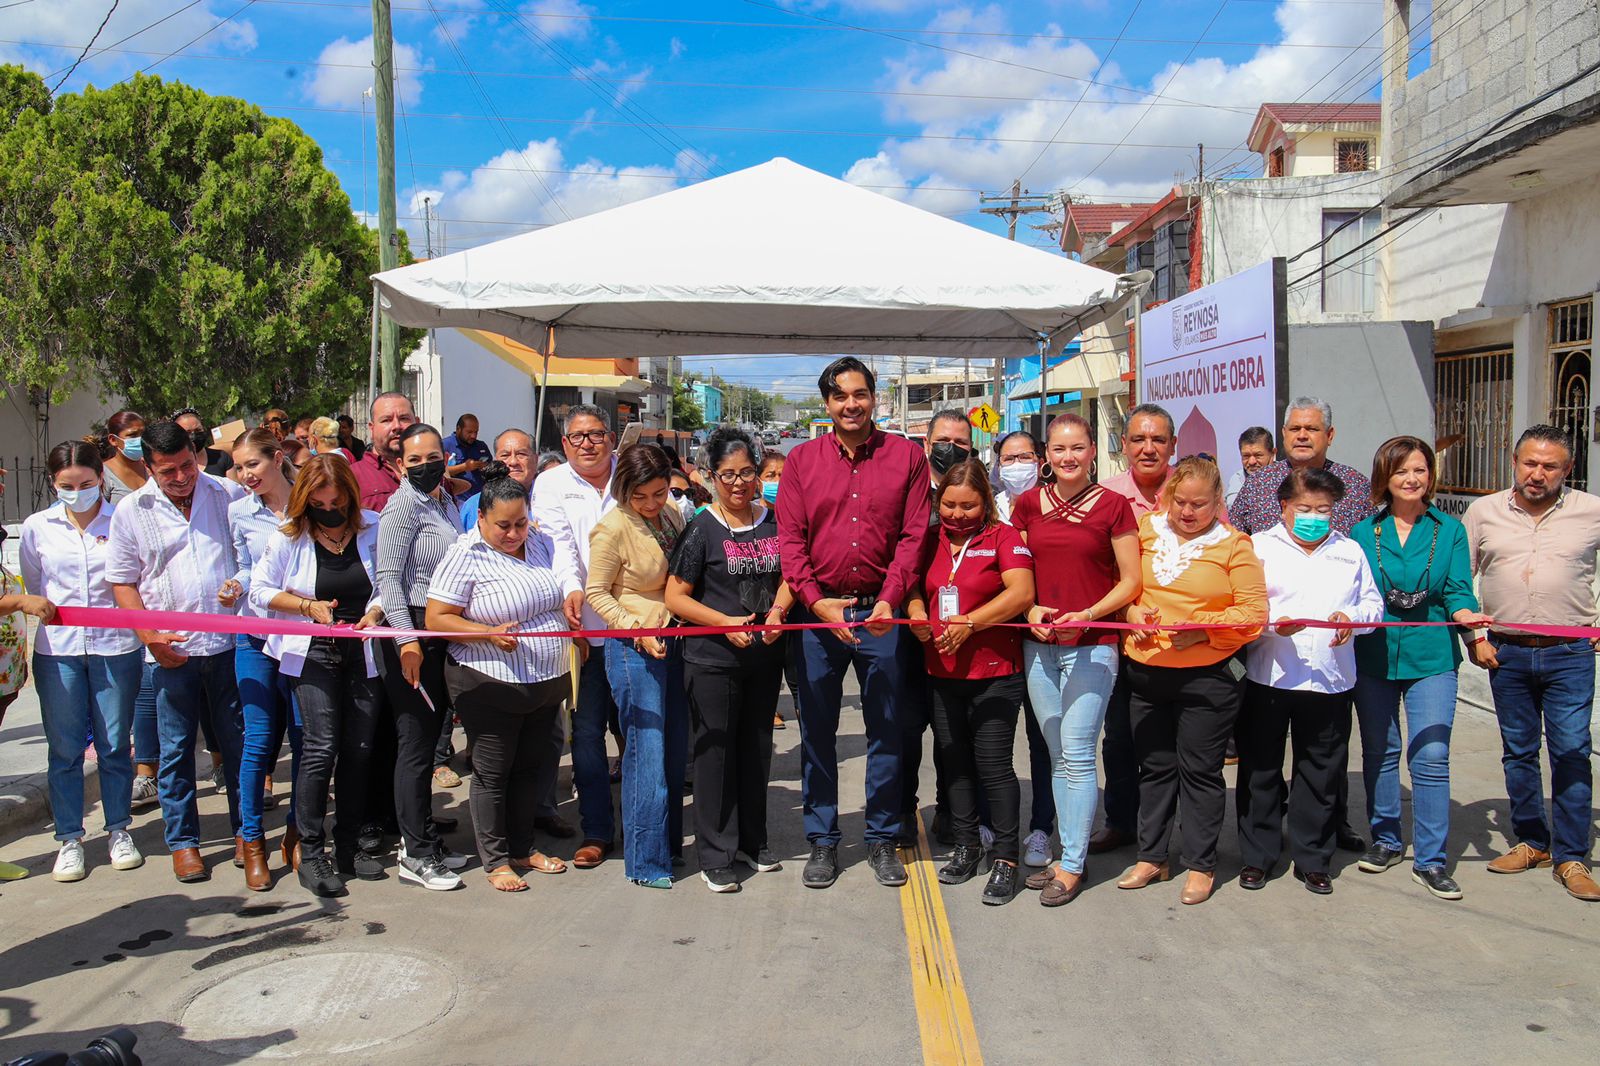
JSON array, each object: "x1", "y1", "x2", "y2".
[
  {"x1": 351, "y1": 449, "x2": 402, "y2": 512},
  {"x1": 778, "y1": 428, "x2": 933, "y2": 612}
]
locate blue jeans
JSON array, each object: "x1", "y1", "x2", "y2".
[
  {"x1": 790, "y1": 604, "x2": 906, "y2": 846},
  {"x1": 573, "y1": 647, "x2": 619, "y2": 844},
  {"x1": 1354, "y1": 671, "x2": 1458, "y2": 871},
  {"x1": 34, "y1": 651, "x2": 142, "y2": 841},
  {"x1": 1488, "y1": 639, "x2": 1595, "y2": 864},
  {"x1": 1024, "y1": 641, "x2": 1119, "y2": 875},
  {"x1": 133, "y1": 660, "x2": 158, "y2": 769},
  {"x1": 605, "y1": 639, "x2": 686, "y2": 882},
  {"x1": 152, "y1": 650, "x2": 245, "y2": 853},
  {"x1": 235, "y1": 634, "x2": 301, "y2": 842}
]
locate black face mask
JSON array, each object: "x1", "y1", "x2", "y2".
[
  {"x1": 188, "y1": 428, "x2": 211, "y2": 454},
  {"x1": 309, "y1": 506, "x2": 346, "y2": 529},
  {"x1": 929, "y1": 442, "x2": 971, "y2": 476},
  {"x1": 406, "y1": 459, "x2": 447, "y2": 494}
]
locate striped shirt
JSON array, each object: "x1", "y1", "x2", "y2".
[
  {"x1": 376, "y1": 479, "x2": 462, "y2": 646},
  {"x1": 428, "y1": 528, "x2": 570, "y2": 684}
]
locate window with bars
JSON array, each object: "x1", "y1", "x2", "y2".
[
  {"x1": 1435, "y1": 349, "x2": 1514, "y2": 496},
  {"x1": 1547, "y1": 297, "x2": 1594, "y2": 492},
  {"x1": 1335, "y1": 140, "x2": 1372, "y2": 173}
]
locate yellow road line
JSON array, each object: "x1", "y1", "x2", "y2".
[{"x1": 898, "y1": 818, "x2": 983, "y2": 1066}]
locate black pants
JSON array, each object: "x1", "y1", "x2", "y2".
[
  {"x1": 1100, "y1": 665, "x2": 1139, "y2": 835},
  {"x1": 445, "y1": 661, "x2": 565, "y2": 872},
  {"x1": 292, "y1": 638, "x2": 382, "y2": 853},
  {"x1": 1236, "y1": 682, "x2": 1352, "y2": 873},
  {"x1": 434, "y1": 694, "x2": 456, "y2": 768},
  {"x1": 1126, "y1": 659, "x2": 1241, "y2": 872},
  {"x1": 1022, "y1": 689, "x2": 1055, "y2": 835},
  {"x1": 929, "y1": 673, "x2": 1024, "y2": 863},
  {"x1": 898, "y1": 627, "x2": 947, "y2": 818},
  {"x1": 687, "y1": 657, "x2": 781, "y2": 869},
  {"x1": 377, "y1": 608, "x2": 449, "y2": 859}
]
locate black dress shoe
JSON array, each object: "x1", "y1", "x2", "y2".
[
  {"x1": 357, "y1": 824, "x2": 392, "y2": 855},
  {"x1": 1239, "y1": 865, "x2": 1268, "y2": 890},
  {"x1": 868, "y1": 843, "x2": 908, "y2": 887},
  {"x1": 335, "y1": 847, "x2": 386, "y2": 881},
  {"x1": 298, "y1": 852, "x2": 347, "y2": 898},
  {"x1": 1294, "y1": 867, "x2": 1333, "y2": 895},
  {"x1": 1336, "y1": 824, "x2": 1367, "y2": 853},
  {"x1": 1411, "y1": 866, "x2": 1463, "y2": 900},
  {"x1": 981, "y1": 860, "x2": 1017, "y2": 905},
  {"x1": 1356, "y1": 843, "x2": 1405, "y2": 873},
  {"x1": 802, "y1": 844, "x2": 839, "y2": 889},
  {"x1": 938, "y1": 844, "x2": 984, "y2": 885},
  {"x1": 930, "y1": 808, "x2": 955, "y2": 846}
]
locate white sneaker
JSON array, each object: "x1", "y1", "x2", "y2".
[
  {"x1": 109, "y1": 830, "x2": 144, "y2": 871},
  {"x1": 1023, "y1": 830, "x2": 1052, "y2": 868},
  {"x1": 978, "y1": 824, "x2": 996, "y2": 851},
  {"x1": 130, "y1": 775, "x2": 159, "y2": 811},
  {"x1": 401, "y1": 841, "x2": 470, "y2": 872},
  {"x1": 397, "y1": 853, "x2": 462, "y2": 891},
  {"x1": 52, "y1": 839, "x2": 87, "y2": 882}
]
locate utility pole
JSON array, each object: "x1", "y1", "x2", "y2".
[
  {"x1": 981, "y1": 178, "x2": 1053, "y2": 438},
  {"x1": 423, "y1": 196, "x2": 434, "y2": 259},
  {"x1": 1197, "y1": 143, "x2": 1205, "y2": 182},
  {"x1": 372, "y1": 0, "x2": 400, "y2": 388},
  {"x1": 899, "y1": 355, "x2": 908, "y2": 432}
]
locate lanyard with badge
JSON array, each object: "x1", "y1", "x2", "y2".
[{"x1": 936, "y1": 535, "x2": 977, "y2": 621}]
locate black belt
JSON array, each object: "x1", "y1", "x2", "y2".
[{"x1": 1492, "y1": 633, "x2": 1584, "y2": 649}]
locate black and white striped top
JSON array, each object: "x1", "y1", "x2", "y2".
[
  {"x1": 376, "y1": 479, "x2": 462, "y2": 646},
  {"x1": 428, "y1": 527, "x2": 570, "y2": 685}
]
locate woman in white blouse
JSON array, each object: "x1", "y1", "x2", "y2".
[
  {"x1": 20, "y1": 442, "x2": 145, "y2": 882},
  {"x1": 426, "y1": 464, "x2": 572, "y2": 894},
  {"x1": 250, "y1": 455, "x2": 386, "y2": 898},
  {"x1": 1237, "y1": 466, "x2": 1384, "y2": 895}
]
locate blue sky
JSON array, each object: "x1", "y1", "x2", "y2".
[{"x1": 4, "y1": 0, "x2": 1388, "y2": 396}]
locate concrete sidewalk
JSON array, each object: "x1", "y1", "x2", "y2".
[{"x1": 0, "y1": 672, "x2": 99, "y2": 845}]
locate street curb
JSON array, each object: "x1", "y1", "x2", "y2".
[{"x1": 0, "y1": 762, "x2": 96, "y2": 843}]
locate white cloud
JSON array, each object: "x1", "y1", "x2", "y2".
[
  {"x1": 669, "y1": 37, "x2": 687, "y2": 60},
  {"x1": 0, "y1": 0, "x2": 257, "y2": 83},
  {"x1": 306, "y1": 36, "x2": 426, "y2": 108},
  {"x1": 520, "y1": 0, "x2": 595, "y2": 41},
  {"x1": 843, "y1": 2, "x2": 1385, "y2": 203},
  {"x1": 582, "y1": 59, "x2": 653, "y2": 107}
]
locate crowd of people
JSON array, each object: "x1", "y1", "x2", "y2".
[{"x1": 0, "y1": 355, "x2": 1595, "y2": 908}]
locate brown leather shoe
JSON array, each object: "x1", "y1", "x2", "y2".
[
  {"x1": 1554, "y1": 861, "x2": 1600, "y2": 901},
  {"x1": 1488, "y1": 842, "x2": 1553, "y2": 873},
  {"x1": 242, "y1": 839, "x2": 270, "y2": 892},
  {"x1": 172, "y1": 848, "x2": 208, "y2": 883},
  {"x1": 573, "y1": 839, "x2": 611, "y2": 869},
  {"x1": 1180, "y1": 870, "x2": 1215, "y2": 905},
  {"x1": 1088, "y1": 826, "x2": 1134, "y2": 855},
  {"x1": 1024, "y1": 864, "x2": 1057, "y2": 891},
  {"x1": 281, "y1": 823, "x2": 301, "y2": 871},
  {"x1": 233, "y1": 835, "x2": 246, "y2": 869},
  {"x1": 1040, "y1": 869, "x2": 1083, "y2": 908},
  {"x1": 1116, "y1": 861, "x2": 1170, "y2": 889}
]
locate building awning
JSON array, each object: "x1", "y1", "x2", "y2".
[
  {"x1": 1388, "y1": 91, "x2": 1600, "y2": 208},
  {"x1": 542, "y1": 373, "x2": 650, "y2": 395}
]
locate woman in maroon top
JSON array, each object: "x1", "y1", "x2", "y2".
[
  {"x1": 1012, "y1": 413, "x2": 1141, "y2": 907},
  {"x1": 908, "y1": 460, "x2": 1035, "y2": 905}
]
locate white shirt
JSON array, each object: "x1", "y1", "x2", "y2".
[
  {"x1": 1245, "y1": 525, "x2": 1384, "y2": 694},
  {"x1": 1225, "y1": 469, "x2": 1246, "y2": 509},
  {"x1": 105, "y1": 473, "x2": 246, "y2": 661},
  {"x1": 247, "y1": 511, "x2": 383, "y2": 678},
  {"x1": 19, "y1": 502, "x2": 141, "y2": 657},
  {"x1": 428, "y1": 527, "x2": 570, "y2": 684},
  {"x1": 531, "y1": 458, "x2": 617, "y2": 646}
]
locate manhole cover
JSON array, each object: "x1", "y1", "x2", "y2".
[{"x1": 180, "y1": 951, "x2": 455, "y2": 1058}]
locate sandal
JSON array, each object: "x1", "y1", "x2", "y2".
[
  {"x1": 511, "y1": 851, "x2": 567, "y2": 875},
  {"x1": 486, "y1": 866, "x2": 528, "y2": 892}
]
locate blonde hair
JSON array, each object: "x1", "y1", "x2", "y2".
[
  {"x1": 309, "y1": 416, "x2": 341, "y2": 453},
  {"x1": 1160, "y1": 455, "x2": 1224, "y2": 508}
]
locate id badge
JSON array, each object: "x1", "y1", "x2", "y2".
[{"x1": 937, "y1": 585, "x2": 960, "y2": 620}]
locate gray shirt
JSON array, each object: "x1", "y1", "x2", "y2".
[{"x1": 376, "y1": 479, "x2": 462, "y2": 645}]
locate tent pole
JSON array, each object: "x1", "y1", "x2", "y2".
[
  {"x1": 534, "y1": 326, "x2": 553, "y2": 449},
  {"x1": 367, "y1": 281, "x2": 380, "y2": 404}
]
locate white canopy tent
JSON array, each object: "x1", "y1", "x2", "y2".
[{"x1": 370, "y1": 157, "x2": 1139, "y2": 437}]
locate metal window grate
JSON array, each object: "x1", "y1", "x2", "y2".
[
  {"x1": 1435, "y1": 349, "x2": 1513, "y2": 496},
  {"x1": 1335, "y1": 140, "x2": 1371, "y2": 173},
  {"x1": 1547, "y1": 298, "x2": 1593, "y2": 492}
]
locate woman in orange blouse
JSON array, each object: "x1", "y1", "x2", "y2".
[{"x1": 1118, "y1": 456, "x2": 1267, "y2": 906}]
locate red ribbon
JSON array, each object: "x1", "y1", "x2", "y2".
[{"x1": 48, "y1": 606, "x2": 1600, "y2": 641}]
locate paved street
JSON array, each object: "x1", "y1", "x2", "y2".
[{"x1": 0, "y1": 677, "x2": 1597, "y2": 1065}]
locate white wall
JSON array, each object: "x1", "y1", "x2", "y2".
[{"x1": 428, "y1": 330, "x2": 541, "y2": 442}]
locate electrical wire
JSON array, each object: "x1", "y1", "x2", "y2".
[
  {"x1": 111, "y1": 0, "x2": 257, "y2": 86},
  {"x1": 46, "y1": 0, "x2": 120, "y2": 95},
  {"x1": 1018, "y1": 0, "x2": 1142, "y2": 183},
  {"x1": 41, "y1": 0, "x2": 208, "y2": 81}
]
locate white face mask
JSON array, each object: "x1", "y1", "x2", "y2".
[
  {"x1": 999, "y1": 463, "x2": 1040, "y2": 496},
  {"x1": 679, "y1": 496, "x2": 697, "y2": 524},
  {"x1": 56, "y1": 486, "x2": 102, "y2": 513}
]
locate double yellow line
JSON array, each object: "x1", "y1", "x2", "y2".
[{"x1": 898, "y1": 818, "x2": 984, "y2": 1065}]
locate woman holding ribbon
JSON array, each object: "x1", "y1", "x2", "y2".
[
  {"x1": 664, "y1": 428, "x2": 791, "y2": 893},
  {"x1": 1010, "y1": 414, "x2": 1140, "y2": 906},
  {"x1": 1349, "y1": 436, "x2": 1489, "y2": 901},
  {"x1": 1119, "y1": 456, "x2": 1266, "y2": 906},
  {"x1": 907, "y1": 459, "x2": 1036, "y2": 905},
  {"x1": 586, "y1": 444, "x2": 688, "y2": 889}
]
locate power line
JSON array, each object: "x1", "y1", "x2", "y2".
[
  {"x1": 1019, "y1": 0, "x2": 1142, "y2": 182},
  {"x1": 111, "y1": 0, "x2": 258, "y2": 86},
  {"x1": 41, "y1": 0, "x2": 208, "y2": 81},
  {"x1": 47, "y1": 0, "x2": 120, "y2": 95}
]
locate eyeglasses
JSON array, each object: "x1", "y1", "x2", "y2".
[
  {"x1": 564, "y1": 431, "x2": 608, "y2": 446},
  {"x1": 998, "y1": 453, "x2": 1039, "y2": 464},
  {"x1": 714, "y1": 470, "x2": 760, "y2": 485}
]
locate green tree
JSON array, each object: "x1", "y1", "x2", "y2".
[
  {"x1": 0, "y1": 68, "x2": 413, "y2": 418},
  {"x1": 671, "y1": 379, "x2": 704, "y2": 431},
  {"x1": 0, "y1": 64, "x2": 50, "y2": 132}
]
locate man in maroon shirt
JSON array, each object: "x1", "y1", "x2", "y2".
[
  {"x1": 351, "y1": 391, "x2": 420, "y2": 511},
  {"x1": 778, "y1": 357, "x2": 933, "y2": 889}
]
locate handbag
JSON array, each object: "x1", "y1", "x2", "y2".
[{"x1": 1375, "y1": 518, "x2": 1438, "y2": 613}]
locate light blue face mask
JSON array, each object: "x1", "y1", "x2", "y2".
[
  {"x1": 761, "y1": 481, "x2": 780, "y2": 505},
  {"x1": 120, "y1": 436, "x2": 143, "y2": 461},
  {"x1": 1292, "y1": 513, "x2": 1332, "y2": 542}
]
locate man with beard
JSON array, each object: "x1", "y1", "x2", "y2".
[
  {"x1": 172, "y1": 408, "x2": 233, "y2": 478},
  {"x1": 352, "y1": 392, "x2": 420, "y2": 511}
]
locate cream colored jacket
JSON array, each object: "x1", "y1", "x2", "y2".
[{"x1": 585, "y1": 506, "x2": 686, "y2": 631}]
